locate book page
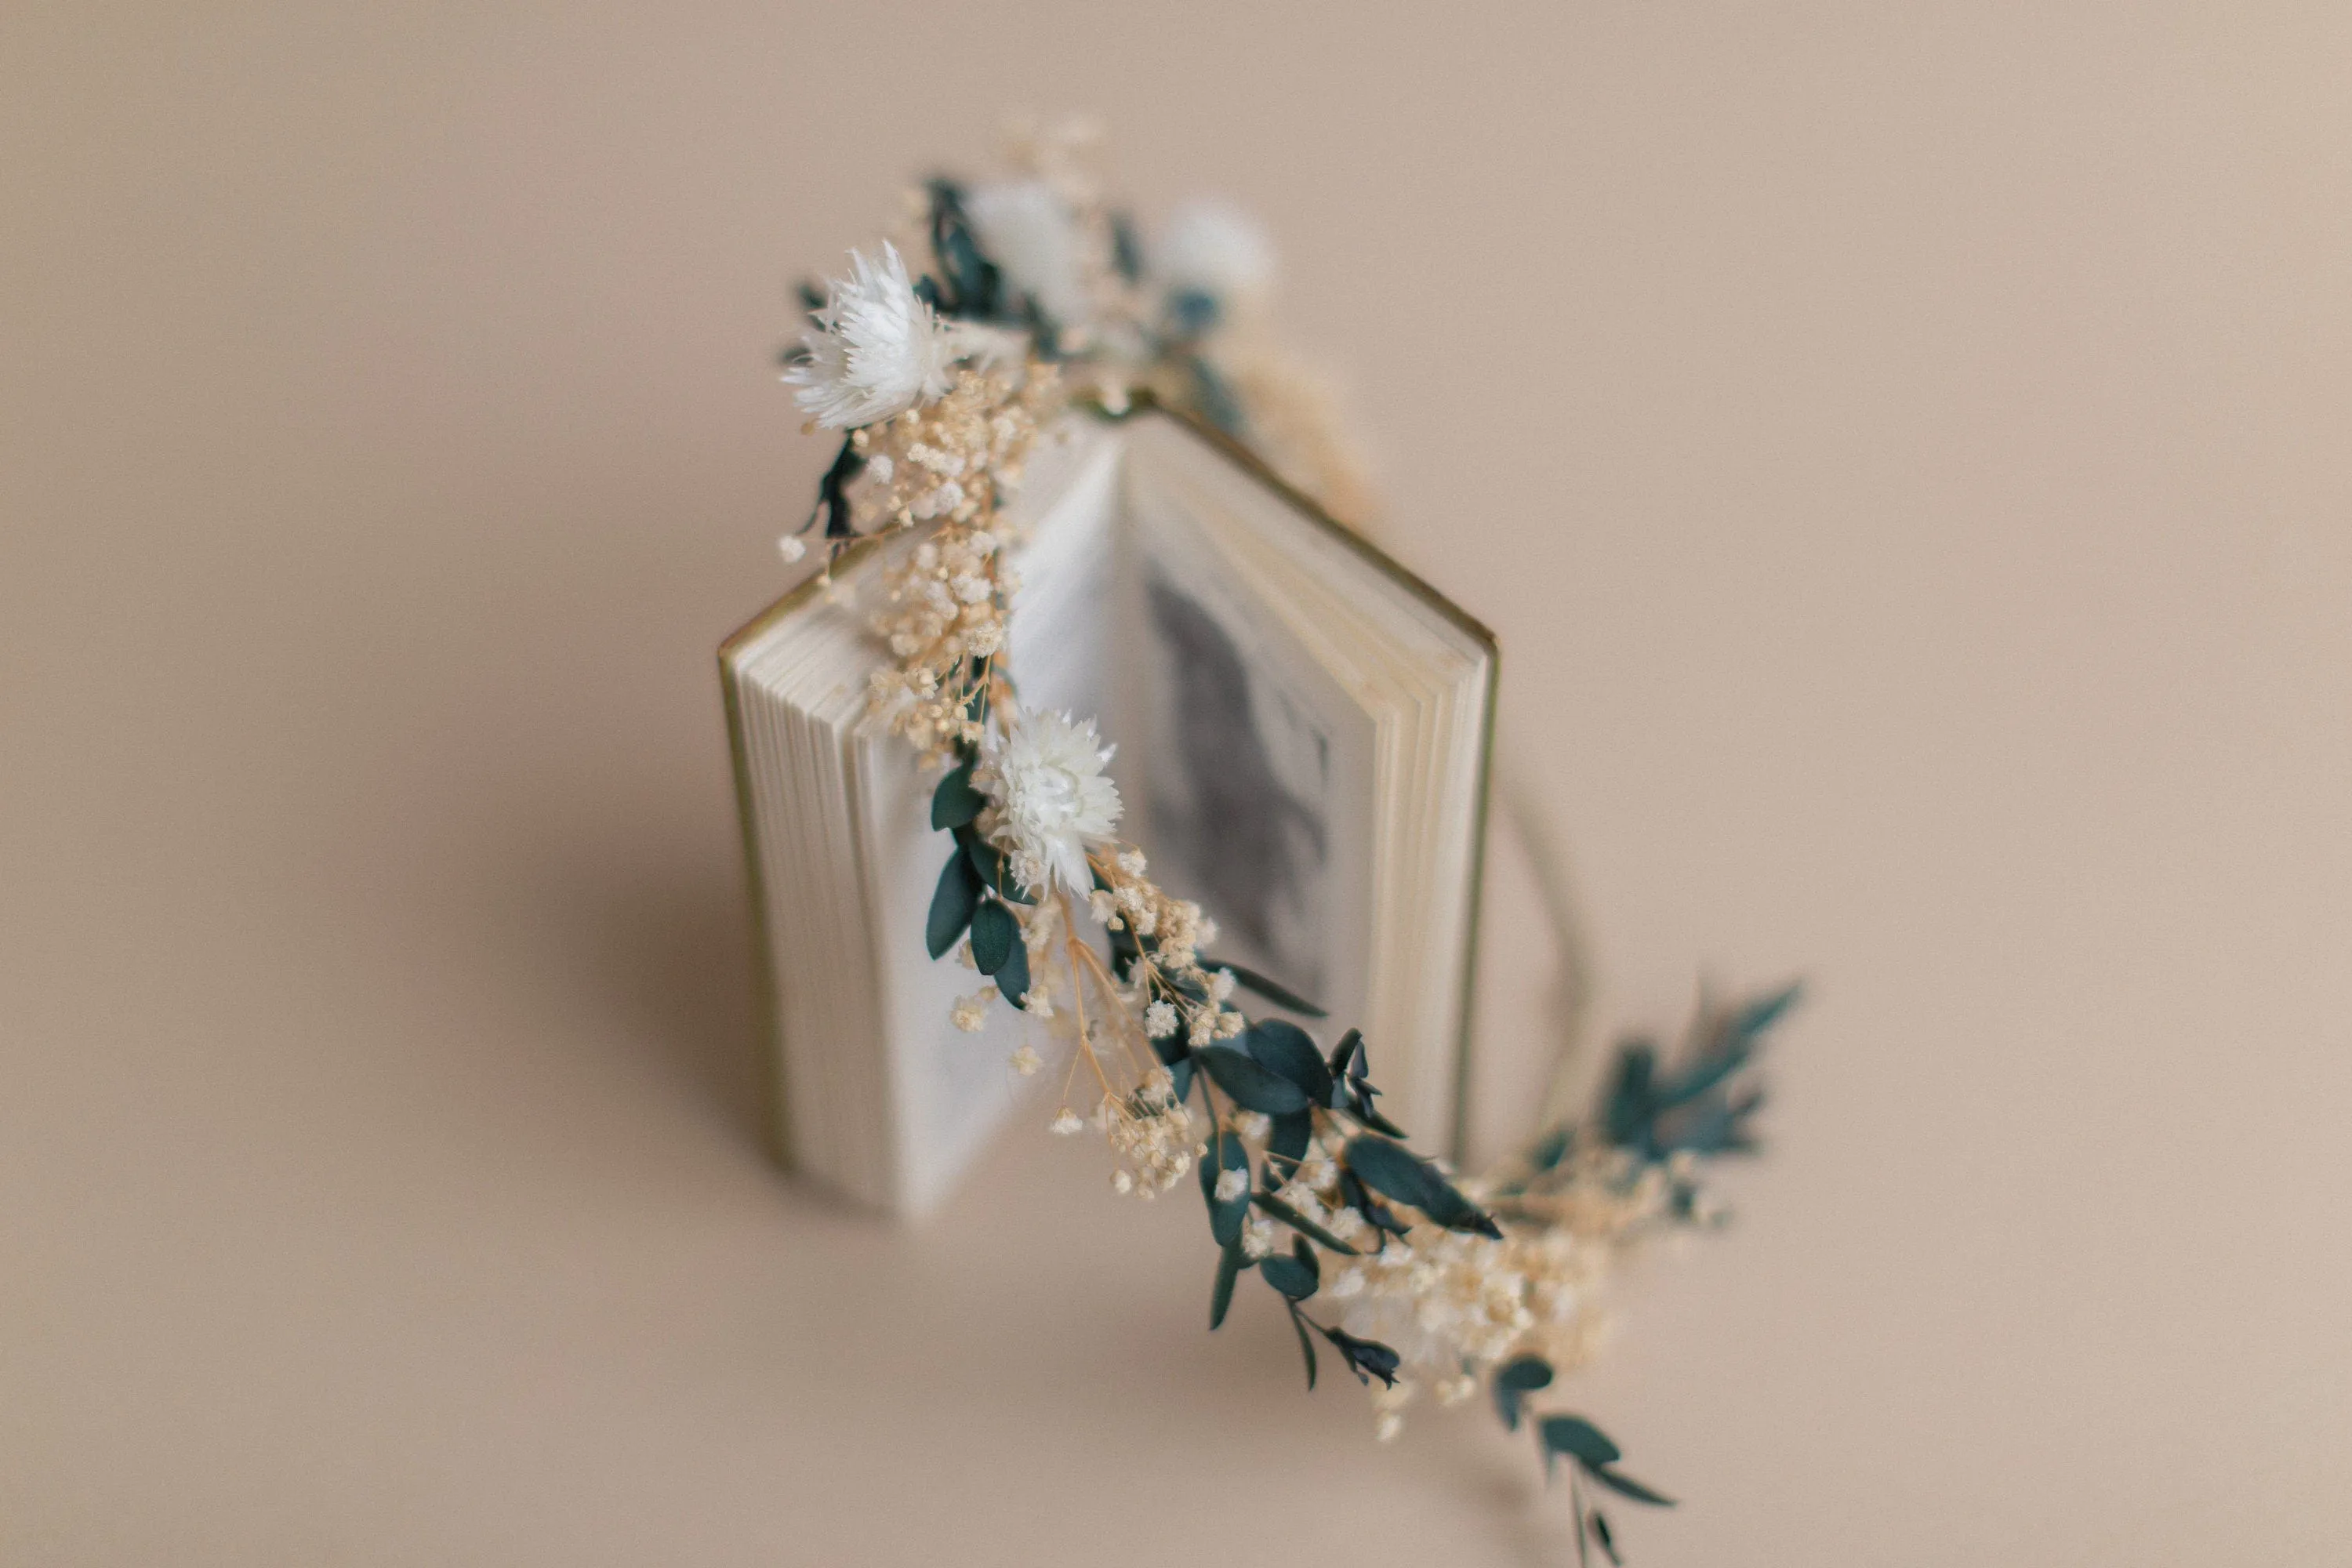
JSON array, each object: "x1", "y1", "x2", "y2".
[{"x1": 1112, "y1": 463, "x2": 1378, "y2": 1030}]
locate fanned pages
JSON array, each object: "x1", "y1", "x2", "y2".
[{"x1": 721, "y1": 407, "x2": 1495, "y2": 1215}]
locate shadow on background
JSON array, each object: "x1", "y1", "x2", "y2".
[{"x1": 529, "y1": 842, "x2": 770, "y2": 1157}]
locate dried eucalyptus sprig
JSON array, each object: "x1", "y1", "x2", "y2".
[{"x1": 773, "y1": 120, "x2": 1796, "y2": 1561}]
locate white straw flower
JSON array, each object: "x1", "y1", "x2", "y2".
[
  {"x1": 982, "y1": 709, "x2": 1122, "y2": 896},
  {"x1": 1156, "y1": 198, "x2": 1276, "y2": 312},
  {"x1": 964, "y1": 180, "x2": 1092, "y2": 331},
  {"x1": 784, "y1": 241, "x2": 1006, "y2": 429}
]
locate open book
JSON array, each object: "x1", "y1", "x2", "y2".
[{"x1": 720, "y1": 406, "x2": 1497, "y2": 1214}]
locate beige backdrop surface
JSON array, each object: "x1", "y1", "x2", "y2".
[{"x1": 4, "y1": 4, "x2": 2349, "y2": 1564}]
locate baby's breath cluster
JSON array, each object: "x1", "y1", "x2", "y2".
[
  {"x1": 855, "y1": 364, "x2": 1060, "y2": 764},
  {"x1": 1098, "y1": 1067, "x2": 1201, "y2": 1197},
  {"x1": 851, "y1": 361, "x2": 1058, "y2": 535}
]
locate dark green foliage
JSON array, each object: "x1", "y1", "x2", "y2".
[
  {"x1": 1533, "y1": 1414, "x2": 1675, "y2": 1512},
  {"x1": 1540, "y1": 1416, "x2": 1621, "y2": 1470},
  {"x1": 1668, "y1": 1085, "x2": 1766, "y2": 1159},
  {"x1": 1602, "y1": 1044, "x2": 1657, "y2": 1148},
  {"x1": 1250, "y1": 1192, "x2": 1359, "y2": 1257},
  {"x1": 1599, "y1": 982, "x2": 1798, "y2": 1163},
  {"x1": 1344, "y1": 1136, "x2": 1501, "y2": 1238},
  {"x1": 1493, "y1": 1354, "x2": 1555, "y2": 1432},
  {"x1": 1324, "y1": 1027, "x2": 1363, "y2": 1084},
  {"x1": 924, "y1": 177, "x2": 1001, "y2": 318},
  {"x1": 1195, "y1": 1046, "x2": 1311, "y2": 1115},
  {"x1": 1316, "y1": 1323, "x2": 1400, "y2": 1388},
  {"x1": 795, "y1": 279, "x2": 825, "y2": 316},
  {"x1": 1326, "y1": 1029, "x2": 1407, "y2": 1137},
  {"x1": 1285, "y1": 1303, "x2": 1318, "y2": 1390},
  {"x1": 1167, "y1": 289, "x2": 1221, "y2": 339},
  {"x1": 1586, "y1": 1468, "x2": 1675, "y2": 1508},
  {"x1": 1259, "y1": 1240, "x2": 1318, "y2": 1301},
  {"x1": 1497, "y1": 1356, "x2": 1555, "y2": 1390},
  {"x1": 1105, "y1": 916, "x2": 1142, "y2": 981},
  {"x1": 1207, "y1": 961, "x2": 1327, "y2": 1018},
  {"x1": 1208, "y1": 1235, "x2": 1249, "y2": 1330},
  {"x1": 1200, "y1": 1128, "x2": 1250, "y2": 1247},
  {"x1": 992, "y1": 935, "x2": 1030, "y2": 1007},
  {"x1": 1482, "y1": 986, "x2": 1788, "y2": 1546},
  {"x1": 1167, "y1": 1054, "x2": 1195, "y2": 1104},
  {"x1": 1246, "y1": 1020, "x2": 1332, "y2": 1103},
  {"x1": 1108, "y1": 210, "x2": 1144, "y2": 283},
  {"x1": 969, "y1": 899, "x2": 1018, "y2": 975},
  {"x1": 930, "y1": 759, "x2": 986, "y2": 830},
  {"x1": 1335, "y1": 1167, "x2": 1408, "y2": 1241},
  {"x1": 955, "y1": 824, "x2": 1034, "y2": 905},
  {"x1": 924, "y1": 851, "x2": 983, "y2": 960},
  {"x1": 1529, "y1": 1124, "x2": 1576, "y2": 1174},
  {"x1": 804, "y1": 434, "x2": 864, "y2": 539},
  {"x1": 1264, "y1": 1109, "x2": 1312, "y2": 1177}
]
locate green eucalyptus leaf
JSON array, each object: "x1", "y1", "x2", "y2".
[
  {"x1": 1602, "y1": 1040, "x2": 1658, "y2": 1149},
  {"x1": 1250, "y1": 1192, "x2": 1359, "y2": 1256},
  {"x1": 1668, "y1": 1084, "x2": 1766, "y2": 1156},
  {"x1": 1539, "y1": 1415, "x2": 1622, "y2": 1468},
  {"x1": 1496, "y1": 1355, "x2": 1555, "y2": 1392},
  {"x1": 993, "y1": 936, "x2": 1030, "y2": 1007},
  {"x1": 1590, "y1": 1509, "x2": 1622, "y2": 1566},
  {"x1": 1196, "y1": 1047, "x2": 1311, "y2": 1115},
  {"x1": 1732, "y1": 981, "x2": 1802, "y2": 1043},
  {"x1": 1105, "y1": 912, "x2": 1142, "y2": 980},
  {"x1": 924, "y1": 851, "x2": 983, "y2": 960},
  {"x1": 1659, "y1": 1044, "x2": 1751, "y2": 1109},
  {"x1": 1345, "y1": 1135, "x2": 1500, "y2": 1236},
  {"x1": 1200, "y1": 1130, "x2": 1250, "y2": 1247},
  {"x1": 1335, "y1": 1170, "x2": 1406, "y2": 1241},
  {"x1": 956, "y1": 825, "x2": 1033, "y2": 906},
  {"x1": 1209, "y1": 1235, "x2": 1248, "y2": 1330},
  {"x1": 1247, "y1": 1019, "x2": 1333, "y2": 1102},
  {"x1": 929, "y1": 758, "x2": 987, "y2": 830},
  {"x1": 1316, "y1": 1323, "x2": 1399, "y2": 1387},
  {"x1": 1587, "y1": 1468, "x2": 1675, "y2": 1508},
  {"x1": 969, "y1": 899, "x2": 1016, "y2": 975},
  {"x1": 1204, "y1": 960, "x2": 1328, "y2": 1018},
  {"x1": 1259, "y1": 1254, "x2": 1316, "y2": 1300},
  {"x1": 924, "y1": 177, "x2": 1002, "y2": 317},
  {"x1": 1495, "y1": 1386, "x2": 1526, "y2": 1432},
  {"x1": 1492, "y1": 1354, "x2": 1555, "y2": 1432},
  {"x1": 1286, "y1": 1304, "x2": 1318, "y2": 1391},
  {"x1": 1325, "y1": 1027, "x2": 1364, "y2": 1083},
  {"x1": 1265, "y1": 1109, "x2": 1312, "y2": 1174}
]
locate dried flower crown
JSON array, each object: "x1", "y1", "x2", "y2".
[{"x1": 774, "y1": 121, "x2": 1795, "y2": 1561}]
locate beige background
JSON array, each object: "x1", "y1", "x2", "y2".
[{"x1": 5, "y1": 4, "x2": 2350, "y2": 1563}]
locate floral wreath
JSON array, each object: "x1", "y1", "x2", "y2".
[{"x1": 774, "y1": 120, "x2": 1795, "y2": 1562}]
